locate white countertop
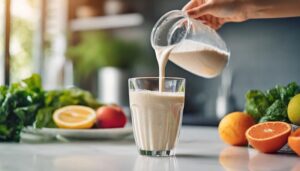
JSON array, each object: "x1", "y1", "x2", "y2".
[{"x1": 1, "y1": 126, "x2": 299, "y2": 171}]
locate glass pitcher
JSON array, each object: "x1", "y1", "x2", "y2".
[{"x1": 151, "y1": 10, "x2": 230, "y2": 78}]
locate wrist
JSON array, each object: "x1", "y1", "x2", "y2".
[
  {"x1": 241, "y1": 0, "x2": 258, "y2": 20},
  {"x1": 243, "y1": 0, "x2": 274, "y2": 19}
]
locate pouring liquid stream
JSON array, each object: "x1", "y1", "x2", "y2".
[{"x1": 155, "y1": 46, "x2": 175, "y2": 92}]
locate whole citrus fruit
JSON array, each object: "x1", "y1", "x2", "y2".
[
  {"x1": 246, "y1": 121, "x2": 291, "y2": 153},
  {"x1": 218, "y1": 112, "x2": 255, "y2": 146},
  {"x1": 288, "y1": 94, "x2": 300, "y2": 125}
]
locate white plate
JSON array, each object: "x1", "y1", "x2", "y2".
[{"x1": 22, "y1": 126, "x2": 133, "y2": 140}]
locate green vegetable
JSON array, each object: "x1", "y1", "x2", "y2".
[
  {"x1": 259, "y1": 100, "x2": 289, "y2": 122},
  {"x1": 245, "y1": 90, "x2": 269, "y2": 121},
  {"x1": 0, "y1": 74, "x2": 102, "y2": 142},
  {"x1": 245, "y1": 82, "x2": 300, "y2": 123},
  {"x1": 34, "y1": 88, "x2": 102, "y2": 128},
  {"x1": 0, "y1": 74, "x2": 44, "y2": 141}
]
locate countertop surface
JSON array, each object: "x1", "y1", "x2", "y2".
[{"x1": 1, "y1": 126, "x2": 299, "y2": 171}]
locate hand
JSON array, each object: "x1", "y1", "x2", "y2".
[
  {"x1": 183, "y1": 0, "x2": 249, "y2": 29},
  {"x1": 183, "y1": 0, "x2": 300, "y2": 29}
]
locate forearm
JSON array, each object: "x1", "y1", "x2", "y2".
[{"x1": 245, "y1": 0, "x2": 300, "y2": 19}]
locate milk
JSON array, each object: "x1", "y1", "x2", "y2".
[
  {"x1": 129, "y1": 90, "x2": 184, "y2": 151},
  {"x1": 129, "y1": 39, "x2": 228, "y2": 154},
  {"x1": 169, "y1": 40, "x2": 229, "y2": 78},
  {"x1": 155, "y1": 46, "x2": 175, "y2": 92},
  {"x1": 155, "y1": 40, "x2": 229, "y2": 92}
]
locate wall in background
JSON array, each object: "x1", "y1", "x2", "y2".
[
  {"x1": 145, "y1": 0, "x2": 300, "y2": 118},
  {"x1": 220, "y1": 18, "x2": 300, "y2": 110}
]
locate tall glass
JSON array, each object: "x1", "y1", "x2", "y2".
[{"x1": 128, "y1": 77, "x2": 185, "y2": 157}]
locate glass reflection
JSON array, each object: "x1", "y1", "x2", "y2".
[{"x1": 134, "y1": 156, "x2": 178, "y2": 171}]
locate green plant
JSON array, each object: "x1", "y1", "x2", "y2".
[
  {"x1": 0, "y1": 74, "x2": 102, "y2": 142},
  {"x1": 245, "y1": 82, "x2": 300, "y2": 123},
  {"x1": 67, "y1": 31, "x2": 140, "y2": 77}
]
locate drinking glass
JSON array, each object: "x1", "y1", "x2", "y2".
[{"x1": 128, "y1": 77, "x2": 185, "y2": 157}]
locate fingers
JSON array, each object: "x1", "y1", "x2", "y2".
[
  {"x1": 187, "y1": 4, "x2": 213, "y2": 19},
  {"x1": 183, "y1": 0, "x2": 226, "y2": 30},
  {"x1": 197, "y1": 15, "x2": 226, "y2": 30},
  {"x1": 182, "y1": 0, "x2": 197, "y2": 11}
]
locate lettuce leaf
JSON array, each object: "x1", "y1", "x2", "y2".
[
  {"x1": 245, "y1": 82, "x2": 300, "y2": 123},
  {"x1": 34, "y1": 88, "x2": 102, "y2": 128},
  {"x1": 0, "y1": 74, "x2": 102, "y2": 141},
  {"x1": 245, "y1": 90, "x2": 270, "y2": 121}
]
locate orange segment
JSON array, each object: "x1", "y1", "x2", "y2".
[
  {"x1": 288, "y1": 128, "x2": 300, "y2": 156},
  {"x1": 246, "y1": 122, "x2": 291, "y2": 153},
  {"x1": 53, "y1": 105, "x2": 96, "y2": 129}
]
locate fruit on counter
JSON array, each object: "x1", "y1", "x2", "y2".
[
  {"x1": 246, "y1": 122, "x2": 291, "y2": 153},
  {"x1": 96, "y1": 105, "x2": 127, "y2": 128},
  {"x1": 218, "y1": 112, "x2": 255, "y2": 146},
  {"x1": 53, "y1": 105, "x2": 96, "y2": 129},
  {"x1": 0, "y1": 74, "x2": 102, "y2": 141},
  {"x1": 34, "y1": 88, "x2": 102, "y2": 128},
  {"x1": 288, "y1": 128, "x2": 300, "y2": 156},
  {"x1": 245, "y1": 82, "x2": 300, "y2": 123},
  {"x1": 288, "y1": 94, "x2": 300, "y2": 125}
]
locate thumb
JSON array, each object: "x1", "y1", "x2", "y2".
[
  {"x1": 182, "y1": 0, "x2": 197, "y2": 11},
  {"x1": 187, "y1": 4, "x2": 213, "y2": 19}
]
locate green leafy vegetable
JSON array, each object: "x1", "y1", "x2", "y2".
[
  {"x1": 245, "y1": 90, "x2": 269, "y2": 121},
  {"x1": 259, "y1": 100, "x2": 289, "y2": 122},
  {"x1": 245, "y1": 82, "x2": 300, "y2": 123},
  {"x1": 0, "y1": 74, "x2": 102, "y2": 142},
  {"x1": 34, "y1": 88, "x2": 102, "y2": 128},
  {"x1": 0, "y1": 74, "x2": 44, "y2": 141}
]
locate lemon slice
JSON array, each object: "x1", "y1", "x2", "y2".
[{"x1": 53, "y1": 105, "x2": 96, "y2": 129}]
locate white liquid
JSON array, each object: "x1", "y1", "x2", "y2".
[
  {"x1": 155, "y1": 40, "x2": 229, "y2": 91},
  {"x1": 129, "y1": 90, "x2": 184, "y2": 151},
  {"x1": 169, "y1": 40, "x2": 229, "y2": 78},
  {"x1": 130, "y1": 40, "x2": 228, "y2": 152},
  {"x1": 155, "y1": 46, "x2": 175, "y2": 92}
]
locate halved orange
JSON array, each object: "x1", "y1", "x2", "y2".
[
  {"x1": 53, "y1": 105, "x2": 96, "y2": 129},
  {"x1": 246, "y1": 122, "x2": 291, "y2": 153},
  {"x1": 288, "y1": 128, "x2": 300, "y2": 156}
]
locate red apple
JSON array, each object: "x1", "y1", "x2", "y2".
[{"x1": 96, "y1": 105, "x2": 127, "y2": 128}]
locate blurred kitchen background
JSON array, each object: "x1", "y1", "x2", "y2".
[{"x1": 1, "y1": 0, "x2": 300, "y2": 126}]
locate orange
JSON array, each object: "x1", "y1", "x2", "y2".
[
  {"x1": 218, "y1": 112, "x2": 255, "y2": 146},
  {"x1": 53, "y1": 105, "x2": 96, "y2": 129},
  {"x1": 288, "y1": 128, "x2": 300, "y2": 156},
  {"x1": 246, "y1": 122, "x2": 291, "y2": 153}
]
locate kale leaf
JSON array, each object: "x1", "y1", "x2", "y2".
[
  {"x1": 0, "y1": 74, "x2": 102, "y2": 141},
  {"x1": 245, "y1": 82, "x2": 300, "y2": 123},
  {"x1": 0, "y1": 74, "x2": 44, "y2": 141}
]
